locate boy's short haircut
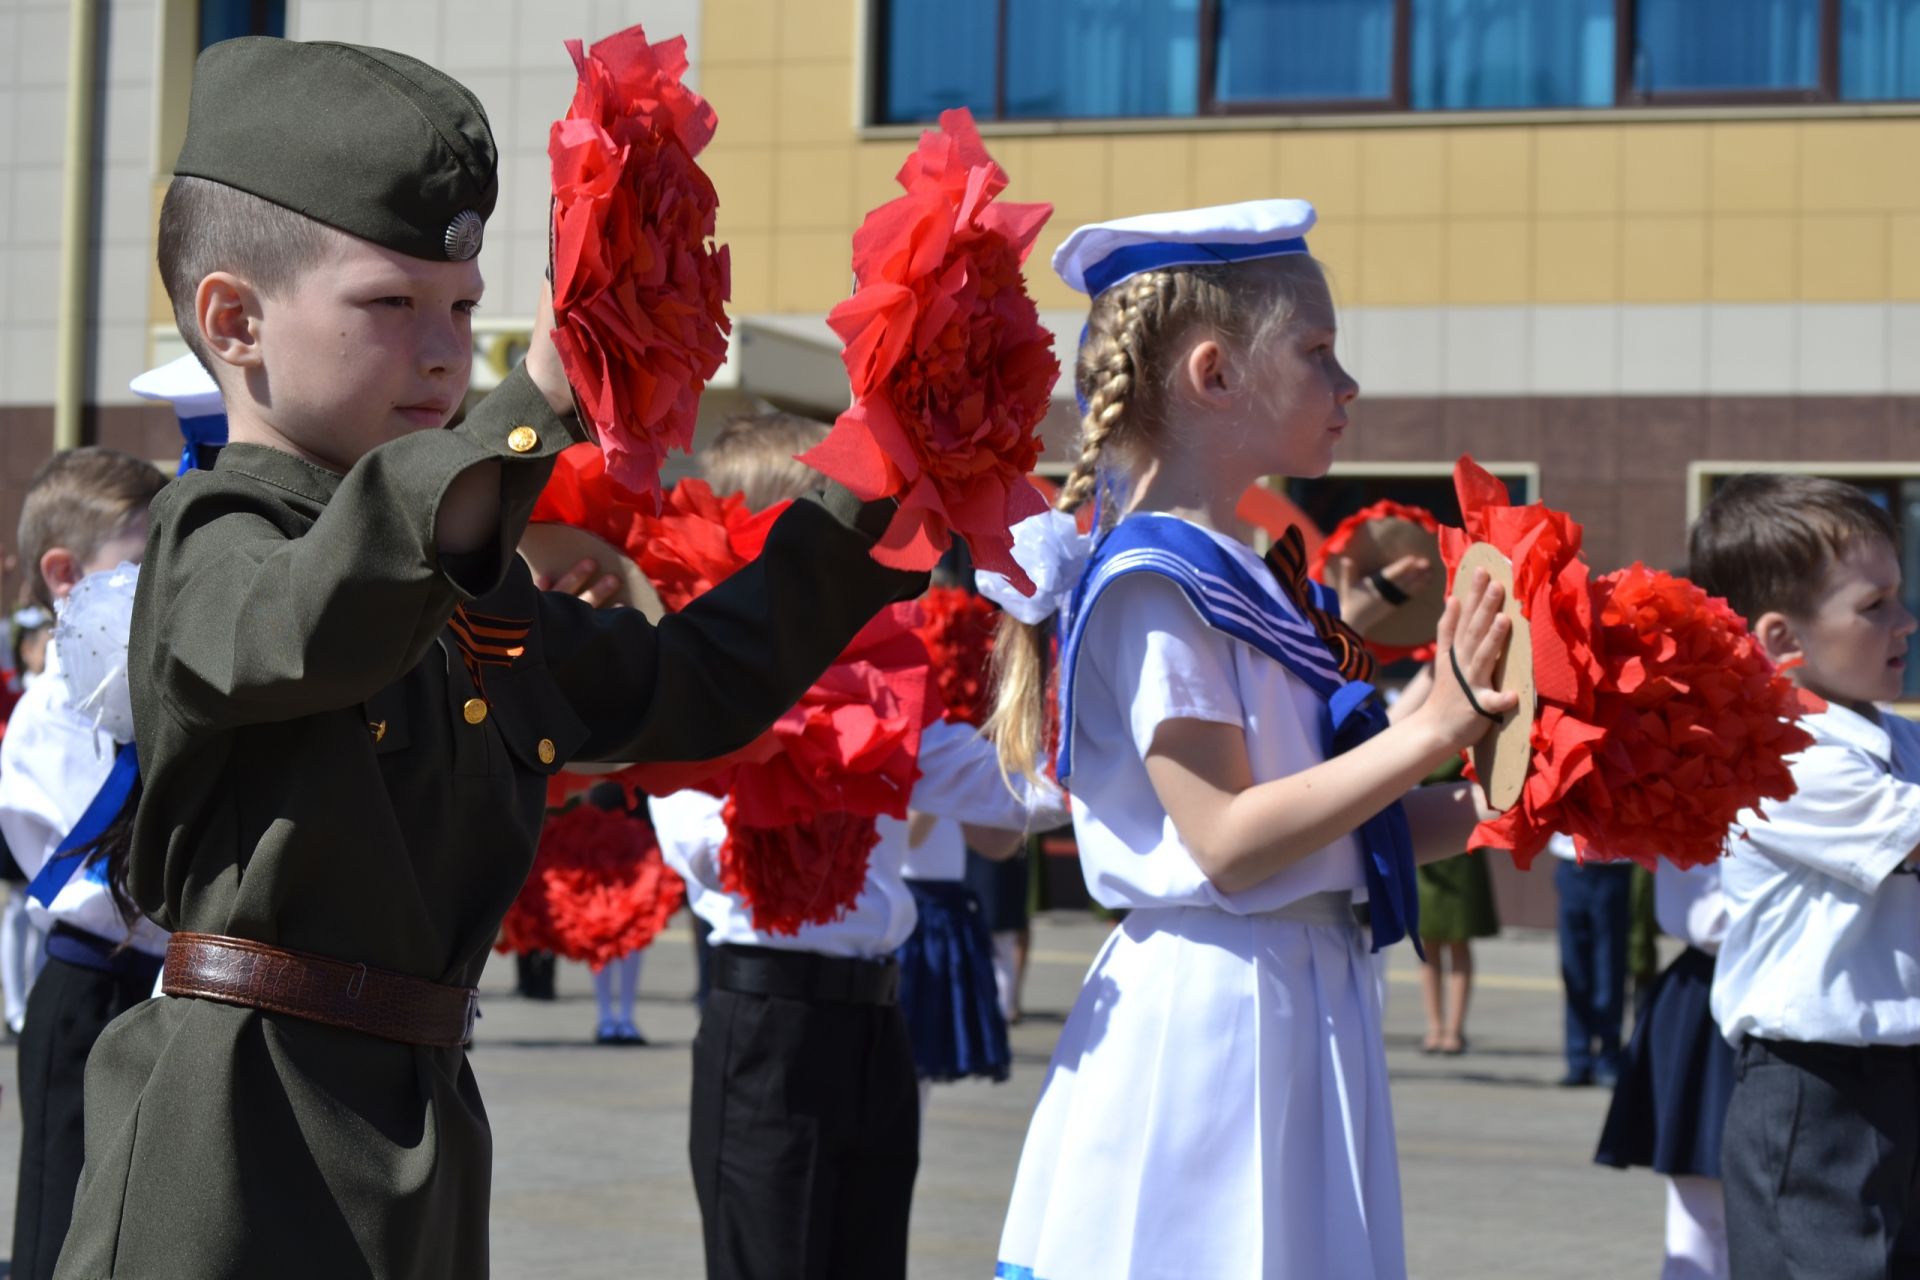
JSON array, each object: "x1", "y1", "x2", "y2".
[
  {"x1": 18, "y1": 448, "x2": 167, "y2": 609},
  {"x1": 156, "y1": 175, "x2": 339, "y2": 373},
  {"x1": 1690, "y1": 473, "x2": 1899, "y2": 623},
  {"x1": 701, "y1": 412, "x2": 830, "y2": 512}
]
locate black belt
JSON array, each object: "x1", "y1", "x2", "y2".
[
  {"x1": 712, "y1": 944, "x2": 900, "y2": 1006},
  {"x1": 46, "y1": 922, "x2": 164, "y2": 984}
]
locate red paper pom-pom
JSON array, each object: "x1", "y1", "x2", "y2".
[
  {"x1": 914, "y1": 586, "x2": 998, "y2": 727},
  {"x1": 549, "y1": 26, "x2": 732, "y2": 505},
  {"x1": 498, "y1": 804, "x2": 685, "y2": 970},
  {"x1": 1309, "y1": 499, "x2": 1442, "y2": 664},
  {"x1": 799, "y1": 107, "x2": 1058, "y2": 590},
  {"x1": 718, "y1": 804, "x2": 882, "y2": 936},
  {"x1": 1440, "y1": 459, "x2": 1812, "y2": 870},
  {"x1": 529, "y1": 443, "x2": 652, "y2": 567},
  {"x1": 631, "y1": 477, "x2": 785, "y2": 614}
]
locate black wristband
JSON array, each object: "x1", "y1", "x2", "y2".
[
  {"x1": 1367, "y1": 569, "x2": 1410, "y2": 607},
  {"x1": 1450, "y1": 647, "x2": 1506, "y2": 724}
]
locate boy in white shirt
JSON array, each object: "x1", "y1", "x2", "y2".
[{"x1": 1692, "y1": 474, "x2": 1920, "y2": 1280}]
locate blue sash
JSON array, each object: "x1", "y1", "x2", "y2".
[
  {"x1": 27, "y1": 741, "x2": 139, "y2": 910},
  {"x1": 177, "y1": 412, "x2": 227, "y2": 475},
  {"x1": 1057, "y1": 516, "x2": 1419, "y2": 954}
]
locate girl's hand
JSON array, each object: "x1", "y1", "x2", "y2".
[
  {"x1": 525, "y1": 281, "x2": 577, "y2": 417},
  {"x1": 1415, "y1": 568, "x2": 1521, "y2": 752},
  {"x1": 1330, "y1": 552, "x2": 1433, "y2": 636},
  {"x1": 535, "y1": 556, "x2": 621, "y2": 609}
]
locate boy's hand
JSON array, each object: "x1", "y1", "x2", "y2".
[
  {"x1": 1416, "y1": 568, "x2": 1520, "y2": 752},
  {"x1": 525, "y1": 281, "x2": 577, "y2": 418},
  {"x1": 535, "y1": 556, "x2": 621, "y2": 610}
]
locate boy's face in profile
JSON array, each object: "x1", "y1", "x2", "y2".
[
  {"x1": 1784, "y1": 538, "x2": 1918, "y2": 712},
  {"x1": 239, "y1": 233, "x2": 483, "y2": 473}
]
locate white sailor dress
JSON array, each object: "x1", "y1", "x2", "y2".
[{"x1": 995, "y1": 514, "x2": 1409, "y2": 1280}]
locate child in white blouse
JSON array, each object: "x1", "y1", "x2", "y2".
[
  {"x1": 984, "y1": 201, "x2": 1512, "y2": 1280},
  {"x1": 1691, "y1": 474, "x2": 1920, "y2": 1280}
]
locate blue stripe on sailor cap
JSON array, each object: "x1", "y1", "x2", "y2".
[
  {"x1": 1053, "y1": 198, "x2": 1317, "y2": 297},
  {"x1": 130, "y1": 353, "x2": 228, "y2": 474}
]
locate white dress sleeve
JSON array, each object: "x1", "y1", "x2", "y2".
[{"x1": 1081, "y1": 572, "x2": 1246, "y2": 764}]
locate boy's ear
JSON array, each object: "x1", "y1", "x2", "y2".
[
  {"x1": 39, "y1": 547, "x2": 82, "y2": 602},
  {"x1": 1752, "y1": 610, "x2": 1803, "y2": 670},
  {"x1": 195, "y1": 271, "x2": 264, "y2": 371},
  {"x1": 1176, "y1": 339, "x2": 1233, "y2": 408}
]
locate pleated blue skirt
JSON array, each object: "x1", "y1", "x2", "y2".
[
  {"x1": 1595, "y1": 945, "x2": 1735, "y2": 1178},
  {"x1": 896, "y1": 879, "x2": 1010, "y2": 1083}
]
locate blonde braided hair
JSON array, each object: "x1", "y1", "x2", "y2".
[{"x1": 986, "y1": 253, "x2": 1328, "y2": 782}]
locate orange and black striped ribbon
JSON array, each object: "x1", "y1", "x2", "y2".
[
  {"x1": 1264, "y1": 525, "x2": 1376, "y2": 686},
  {"x1": 449, "y1": 607, "x2": 530, "y2": 695}
]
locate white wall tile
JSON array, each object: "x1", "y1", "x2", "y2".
[
  {"x1": 1889, "y1": 305, "x2": 1920, "y2": 394},
  {"x1": 514, "y1": 0, "x2": 594, "y2": 64},
  {"x1": 1348, "y1": 307, "x2": 1443, "y2": 396},
  {"x1": 501, "y1": 229, "x2": 549, "y2": 318},
  {"x1": 91, "y1": 242, "x2": 153, "y2": 324},
  {"x1": 100, "y1": 77, "x2": 153, "y2": 166},
  {"x1": 441, "y1": 0, "x2": 519, "y2": 71},
  {"x1": 0, "y1": 13, "x2": 20, "y2": 88},
  {"x1": 16, "y1": 6, "x2": 71, "y2": 86},
  {"x1": 510, "y1": 69, "x2": 575, "y2": 152},
  {"x1": 12, "y1": 87, "x2": 69, "y2": 167},
  {"x1": 1442, "y1": 306, "x2": 1530, "y2": 395},
  {"x1": 88, "y1": 322, "x2": 148, "y2": 403},
  {"x1": 5, "y1": 326, "x2": 57, "y2": 403},
  {"x1": 1529, "y1": 305, "x2": 1620, "y2": 395},
  {"x1": 366, "y1": 0, "x2": 442, "y2": 63},
  {"x1": 1707, "y1": 304, "x2": 1797, "y2": 394},
  {"x1": 1797, "y1": 303, "x2": 1889, "y2": 394},
  {"x1": 287, "y1": 0, "x2": 370, "y2": 44},
  {"x1": 96, "y1": 162, "x2": 152, "y2": 245},
  {"x1": 0, "y1": 90, "x2": 14, "y2": 168},
  {"x1": 10, "y1": 166, "x2": 66, "y2": 246},
  {"x1": 1619, "y1": 305, "x2": 1707, "y2": 394},
  {"x1": 6, "y1": 244, "x2": 59, "y2": 323},
  {"x1": 103, "y1": 1, "x2": 155, "y2": 86}
]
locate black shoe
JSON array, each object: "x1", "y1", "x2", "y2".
[{"x1": 1557, "y1": 1068, "x2": 1594, "y2": 1087}]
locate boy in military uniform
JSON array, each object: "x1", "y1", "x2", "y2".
[{"x1": 56, "y1": 37, "x2": 921, "y2": 1280}]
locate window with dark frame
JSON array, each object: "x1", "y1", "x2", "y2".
[
  {"x1": 199, "y1": 0, "x2": 286, "y2": 49},
  {"x1": 872, "y1": 0, "x2": 1920, "y2": 123}
]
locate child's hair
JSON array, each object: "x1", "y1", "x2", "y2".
[
  {"x1": 700, "y1": 411, "x2": 830, "y2": 512},
  {"x1": 986, "y1": 254, "x2": 1328, "y2": 780},
  {"x1": 156, "y1": 175, "x2": 340, "y2": 374},
  {"x1": 17, "y1": 448, "x2": 166, "y2": 610},
  {"x1": 1689, "y1": 473, "x2": 1899, "y2": 624}
]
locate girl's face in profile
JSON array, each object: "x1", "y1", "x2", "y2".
[{"x1": 1244, "y1": 269, "x2": 1359, "y2": 481}]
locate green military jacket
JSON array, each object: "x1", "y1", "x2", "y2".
[{"x1": 57, "y1": 366, "x2": 921, "y2": 1280}]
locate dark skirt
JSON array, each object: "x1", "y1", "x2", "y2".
[
  {"x1": 1594, "y1": 945, "x2": 1735, "y2": 1178},
  {"x1": 1417, "y1": 852, "x2": 1499, "y2": 942},
  {"x1": 896, "y1": 879, "x2": 1010, "y2": 1084},
  {"x1": 964, "y1": 847, "x2": 1029, "y2": 934}
]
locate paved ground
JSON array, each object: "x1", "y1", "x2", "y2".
[{"x1": 0, "y1": 917, "x2": 1671, "y2": 1278}]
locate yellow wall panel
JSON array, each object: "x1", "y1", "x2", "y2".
[
  {"x1": 1447, "y1": 128, "x2": 1531, "y2": 217},
  {"x1": 773, "y1": 144, "x2": 855, "y2": 230},
  {"x1": 1447, "y1": 218, "x2": 1531, "y2": 304},
  {"x1": 726, "y1": 231, "x2": 775, "y2": 314},
  {"x1": 1104, "y1": 136, "x2": 1196, "y2": 217},
  {"x1": 1279, "y1": 132, "x2": 1363, "y2": 222},
  {"x1": 1708, "y1": 123, "x2": 1798, "y2": 214},
  {"x1": 1534, "y1": 126, "x2": 1620, "y2": 216},
  {"x1": 1621, "y1": 124, "x2": 1709, "y2": 214},
  {"x1": 1192, "y1": 134, "x2": 1277, "y2": 208},
  {"x1": 1309, "y1": 222, "x2": 1361, "y2": 305},
  {"x1": 1360, "y1": 131, "x2": 1446, "y2": 218},
  {"x1": 1706, "y1": 215, "x2": 1795, "y2": 302},
  {"x1": 1533, "y1": 216, "x2": 1619, "y2": 303},
  {"x1": 702, "y1": 0, "x2": 778, "y2": 64},
  {"x1": 1621, "y1": 216, "x2": 1707, "y2": 301},
  {"x1": 855, "y1": 140, "x2": 908, "y2": 212},
  {"x1": 1022, "y1": 135, "x2": 1113, "y2": 230},
  {"x1": 1799, "y1": 214, "x2": 1888, "y2": 301},
  {"x1": 1356, "y1": 221, "x2": 1444, "y2": 306},
  {"x1": 1893, "y1": 214, "x2": 1920, "y2": 300},
  {"x1": 1799, "y1": 120, "x2": 1920, "y2": 213},
  {"x1": 706, "y1": 146, "x2": 776, "y2": 233},
  {"x1": 1027, "y1": 270, "x2": 1083, "y2": 314},
  {"x1": 773, "y1": 230, "x2": 856, "y2": 311},
  {"x1": 775, "y1": 60, "x2": 857, "y2": 145},
  {"x1": 777, "y1": 0, "x2": 855, "y2": 62},
  {"x1": 703, "y1": 66, "x2": 777, "y2": 147}
]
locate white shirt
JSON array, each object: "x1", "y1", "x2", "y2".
[
  {"x1": 655, "y1": 719, "x2": 1066, "y2": 958},
  {"x1": 0, "y1": 638, "x2": 168, "y2": 955},
  {"x1": 1711, "y1": 703, "x2": 1920, "y2": 1047},
  {"x1": 1064, "y1": 522, "x2": 1367, "y2": 915},
  {"x1": 1655, "y1": 861, "x2": 1729, "y2": 954}
]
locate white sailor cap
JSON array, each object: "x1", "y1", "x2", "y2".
[
  {"x1": 1053, "y1": 198, "x2": 1317, "y2": 298},
  {"x1": 129, "y1": 354, "x2": 222, "y2": 418}
]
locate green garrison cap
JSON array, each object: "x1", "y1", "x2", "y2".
[{"x1": 174, "y1": 37, "x2": 499, "y2": 262}]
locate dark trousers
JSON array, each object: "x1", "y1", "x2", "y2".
[
  {"x1": 1724, "y1": 1037, "x2": 1920, "y2": 1280},
  {"x1": 689, "y1": 982, "x2": 919, "y2": 1280},
  {"x1": 1555, "y1": 859, "x2": 1633, "y2": 1075},
  {"x1": 14, "y1": 953, "x2": 157, "y2": 1280}
]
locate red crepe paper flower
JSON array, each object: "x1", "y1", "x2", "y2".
[
  {"x1": 1439, "y1": 458, "x2": 1811, "y2": 870},
  {"x1": 530, "y1": 443, "x2": 652, "y2": 563},
  {"x1": 549, "y1": 25, "x2": 732, "y2": 505},
  {"x1": 915, "y1": 586, "x2": 998, "y2": 727},
  {"x1": 629, "y1": 477, "x2": 785, "y2": 613},
  {"x1": 718, "y1": 804, "x2": 881, "y2": 936},
  {"x1": 498, "y1": 803, "x2": 684, "y2": 970},
  {"x1": 1309, "y1": 499, "x2": 1442, "y2": 664},
  {"x1": 800, "y1": 107, "x2": 1058, "y2": 590}
]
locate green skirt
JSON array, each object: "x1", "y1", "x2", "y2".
[{"x1": 1417, "y1": 853, "x2": 1500, "y2": 942}]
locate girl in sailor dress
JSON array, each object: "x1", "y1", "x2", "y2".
[{"x1": 981, "y1": 200, "x2": 1516, "y2": 1280}]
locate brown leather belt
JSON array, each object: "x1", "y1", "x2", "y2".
[{"x1": 163, "y1": 932, "x2": 478, "y2": 1049}]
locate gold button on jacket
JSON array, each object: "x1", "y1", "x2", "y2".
[
  {"x1": 537, "y1": 738, "x2": 556, "y2": 765},
  {"x1": 462, "y1": 698, "x2": 489, "y2": 725},
  {"x1": 506, "y1": 425, "x2": 538, "y2": 454}
]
